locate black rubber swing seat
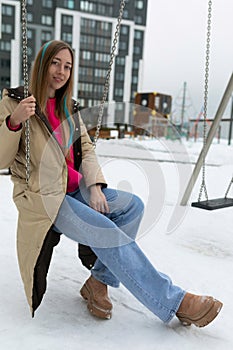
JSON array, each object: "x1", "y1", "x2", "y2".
[{"x1": 191, "y1": 197, "x2": 233, "y2": 210}]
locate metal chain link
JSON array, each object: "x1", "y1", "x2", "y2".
[
  {"x1": 92, "y1": 0, "x2": 126, "y2": 148},
  {"x1": 21, "y1": 0, "x2": 30, "y2": 184},
  {"x1": 198, "y1": 0, "x2": 212, "y2": 202}
]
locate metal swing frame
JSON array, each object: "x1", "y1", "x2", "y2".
[
  {"x1": 181, "y1": 0, "x2": 233, "y2": 210},
  {"x1": 21, "y1": 0, "x2": 126, "y2": 182}
]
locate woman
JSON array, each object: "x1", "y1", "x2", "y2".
[{"x1": 0, "y1": 40, "x2": 222, "y2": 327}]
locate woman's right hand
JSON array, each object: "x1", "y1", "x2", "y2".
[{"x1": 10, "y1": 95, "x2": 36, "y2": 127}]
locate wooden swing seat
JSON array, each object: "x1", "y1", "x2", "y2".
[{"x1": 191, "y1": 197, "x2": 233, "y2": 210}]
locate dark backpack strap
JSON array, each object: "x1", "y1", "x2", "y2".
[{"x1": 72, "y1": 112, "x2": 82, "y2": 172}]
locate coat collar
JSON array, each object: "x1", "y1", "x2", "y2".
[{"x1": 6, "y1": 86, "x2": 25, "y2": 101}]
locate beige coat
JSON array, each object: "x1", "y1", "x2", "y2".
[{"x1": 0, "y1": 87, "x2": 107, "y2": 315}]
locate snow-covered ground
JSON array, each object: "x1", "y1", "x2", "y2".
[{"x1": 1, "y1": 137, "x2": 233, "y2": 350}]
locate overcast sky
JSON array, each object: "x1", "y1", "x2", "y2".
[{"x1": 142, "y1": 0, "x2": 233, "y2": 121}]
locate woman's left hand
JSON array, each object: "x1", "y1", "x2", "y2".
[{"x1": 89, "y1": 185, "x2": 109, "y2": 214}]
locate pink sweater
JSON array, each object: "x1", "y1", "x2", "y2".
[{"x1": 46, "y1": 98, "x2": 82, "y2": 192}]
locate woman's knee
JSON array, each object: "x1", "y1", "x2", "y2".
[
  {"x1": 118, "y1": 190, "x2": 144, "y2": 215},
  {"x1": 104, "y1": 188, "x2": 144, "y2": 216}
]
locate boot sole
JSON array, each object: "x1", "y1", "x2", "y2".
[
  {"x1": 177, "y1": 299, "x2": 223, "y2": 327},
  {"x1": 80, "y1": 284, "x2": 112, "y2": 320}
]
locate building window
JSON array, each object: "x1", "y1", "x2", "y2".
[
  {"x1": 81, "y1": 18, "x2": 96, "y2": 35},
  {"x1": 95, "y1": 52, "x2": 110, "y2": 63},
  {"x1": 88, "y1": 99, "x2": 93, "y2": 107},
  {"x1": 94, "y1": 68, "x2": 106, "y2": 78},
  {"x1": 115, "y1": 88, "x2": 123, "y2": 96},
  {"x1": 0, "y1": 41, "x2": 11, "y2": 51},
  {"x1": 98, "y1": 37, "x2": 111, "y2": 50},
  {"x1": 80, "y1": 35, "x2": 94, "y2": 45},
  {"x1": 2, "y1": 24, "x2": 12, "y2": 34},
  {"x1": 41, "y1": 31, "x2": 52, "y2": 41},
  {"x1": 27, "y1": 13, "x2": 33, "y2": 22},
  {"x1": 93, "y1": 99, "x2": 100, "y2": 106},
  {"x1": 42, "y1": 0, "x2": 53, "y2": 8},
  {"x1": 94, "y1": 85, "x2": 104, "y2": 94},
  {"x1": 133, "y1": 46, "x2": 141, "y2": 55},
  {"x1": 81, "y1": 18, "x2": 95, "y2": 29},
  {"x1": 80, "y1": 1, "x2": 96, "y2": 12},
  {"x1": 121, "y1": 25, "x2": 129, "y2": 35},
  {"x1": 64, "y1": 0, "x2": 74, "y2": 9},
  {"x1": 97, "y1": 4, "x2": 105, "y2": 15},
  {"x1": 119, "y1": 42, "x2": 127, "y2": 51},
  {"x1": 132, "y1": 76, "x2": 138, "y2": 84},
  {"x1": 81, "y1": 50, "x2": 92, "y2": 60},
  {"x1": 27, "y1": 47, "x2": 33, "y2": 56},
  {"x1": 116, "y1": 56, "x2": 125, "y2": 65},
  {"x1": 41, "y1": 15, "x2": 53, "y2": 25},
  {"x1": 79, "y1": 82, "x2": 93, "y2": 93},
  {"x1": 96, "y1": 4, "x2": 112, "y2": 16},
  {"x1": 62, "y1": 15, "x2": 73, "y2": 26},
  {"x1": 124, "y1": 10, "x2": 129, "y2": 18},
  {"x1": 1, "y1": 76, "x2": 10, "y2": 86},
  {"x1": 62, "y1": 32, "x2": 72, "y2": 43},
  {"x1": 27, "y1": 29, "x2": 33, "y2": 39},
  {"x1": 100, "y1": 0, "x2": 114, "y2": 3},
  {"x1": 135, "y1": 30, "x2": 143, "y2": 40},
  {"x1": 135, "y1": 0, "x2": 144, "y2": 10},
  {"x1": 27, "y1": 0, "x2": 33, "y2": 5},
  {"x1": 79, "y1": 67, "x2": 93, "y2": 76},
  {"x1": 116, "y1": 72, "x2": 124, "y2": 81},
  {"x1": 100, "y1": 22, "x2": 111, "y2": 32},
  {"x1": 2, "y1": 5, "x2": 13, "y2": 16},
  {"x1": 134, "y1": 16, "x2": 143, "y2": 24},
  {"x1": 133, "y1": 61, "x2": 139, "y2": 69},
  {"x1": 1, "y1": 59, "x2": 10, "y2": 68}
]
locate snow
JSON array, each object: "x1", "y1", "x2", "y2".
[{"x1": 0, "y1": 137, "x2": 233, "y2": 350}]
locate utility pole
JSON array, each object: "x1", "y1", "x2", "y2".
[
  {"x1": 173, "y1": 81, "x2": 194, "y2": 132},
  {"x1": 180, "y1": 81, "x2": 187, "y2": 130}
]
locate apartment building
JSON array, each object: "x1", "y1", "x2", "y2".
[{"x1": 0, "y1": 0, "x2": 148, "y2": 125}]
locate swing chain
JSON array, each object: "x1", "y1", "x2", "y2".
[
  {"x1": 224, "y1": 175, "x2": 233, "y2": 198},
  {"x1": 198, "y1": 0, "x2": 212, "y2": 202},
  {"x1": 93, "y1": 0, "x2": 126, "y2": 148},
  {"x1": 22, "y1": 0, "x2": 30, "y2": 184}
]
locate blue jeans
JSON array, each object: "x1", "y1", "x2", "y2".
[{"x1": 53, "y1": 187, "x2": 185, "y2": 323}]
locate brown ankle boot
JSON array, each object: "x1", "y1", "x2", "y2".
[
  {"x1": 80, "y1": 276, "x2": 113, "y2": 319},
  {"x1": 176, "y1": 292, "x2": 223, "y2": 327}
]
